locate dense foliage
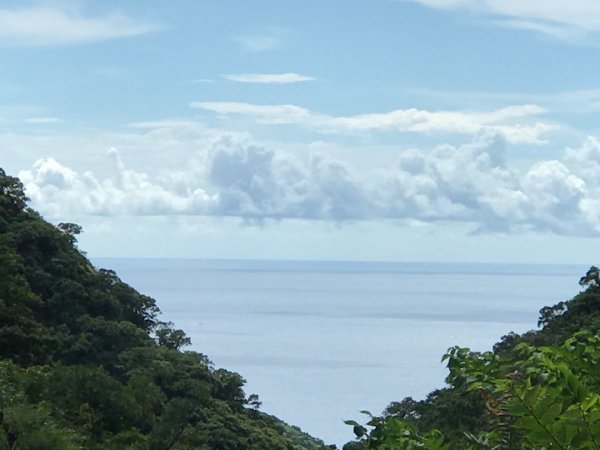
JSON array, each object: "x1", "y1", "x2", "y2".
[
  {"x1": 344, "y1": 267, "x2": 600, "y2": 449},
  {"x1": 0, "y1": 168, "x2": 329, "y2": 449}
]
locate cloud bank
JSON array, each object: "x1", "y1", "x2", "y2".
[
  {"x1": 17, "y1": 134, "x2": 600, "y2": 236},
  {"x1": 0, "y1": 6, "x2": 160, "y2": 46},
  {"x1": 192, "y1": 101, "x2": 554, "y2": 144}
]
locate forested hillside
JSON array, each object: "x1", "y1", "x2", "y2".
[
  {"x1": 343, "y1": 268, "x2": 600, "y2": 449},
  {"x1": 0, "y1": 167, "x2": 329, "y2": 449}
]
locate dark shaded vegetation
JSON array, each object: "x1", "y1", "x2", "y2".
[
  {"x1": 0, "y1": 168, "x2": 330, "y2": 449},
  {"x1": 344, "y1": 266, "x2": 600, "y2": 449}
]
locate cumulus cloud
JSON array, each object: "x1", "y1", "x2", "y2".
[
  {"x1": 223, "y1": 73, "x2": 315, "y2": 84},
  {"x1": 0, "y1": 6, "x2": 160, "y2": 46},
  {"x1": 17, "y1": 134, "x2": 600, "y2": 236},
  {"x1": 19, "y1": 149, "x2": 216, "y2": 218},
  {"x1": 403, "y1": 0, "x2": 600, "y2": 40},
  {"x1": 192, "y1": 101, "x2": 554, "y2": 144}
]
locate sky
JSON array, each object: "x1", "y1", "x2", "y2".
[{"x1": 4, "y1": 0, "x2": 600, "y2": 263}]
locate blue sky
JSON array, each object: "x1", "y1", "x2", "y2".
[{"x1": 4, "y1": 0, "x2": 600, "y2": 262}]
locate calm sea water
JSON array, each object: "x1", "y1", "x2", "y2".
[{"x1": 93, "y1": 258, "x2": 586, "y2": 446}]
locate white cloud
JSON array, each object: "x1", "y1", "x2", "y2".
[
  {"x1": 19, "y1": 150, "x2": 216, "y2": 218},
  {"x1": 193, "y1": 102, "x2": 314, "y2": 125},
  {"x1": 0, "y1": 6, "x2": 160, "y2": 46},
  {"x1": 192, "y1": 101, "x2": 554, "y2": 144},
  {"x1": 17, "y1": 133, "x2": 600, "y2": 236},
  {"x1": 403, "y1": 87, "x2": 600, "y2": 114},
  {"x1": 223, "y1": 73, "x2": 315, "y2": 84},
  {"x1": 404, "y1": 0, "x2": 600, "y2": 40},
  {"x1": 25, "y1": 117, "x2": 62, "y2": 124}
]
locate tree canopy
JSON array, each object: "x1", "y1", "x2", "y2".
[
  {"x1": 344, "y1": 269, "x2": 600, "y2": 449},
  {"x1": 0, "y1": 167, "x2": 329, "y2": 450}
]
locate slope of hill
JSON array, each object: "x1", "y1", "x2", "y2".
[
  {"x1": 0, "y1": 167, "x2": 330, "y2": 449},
  {"x1": 343, "y1": 267, "x2": 600, "y2": 449}
]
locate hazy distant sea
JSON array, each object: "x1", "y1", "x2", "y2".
[{"x1": 93, "y1": 258, "x2": 586, "y2": 446}]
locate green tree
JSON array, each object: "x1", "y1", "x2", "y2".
[
  {"x1": 580, "y1": 266, "x2": 600, "y2": 288},
  {"x1": 0, "y1": 167, "x2": 336, "y2": 450},
  {"x1": 57, "y1": 222, "x2": 83, "y2": 245},
  {"x1": 0, "y1": 169, "x2": 28, "y2": 214},
  {"x1": 155, "y1": 322, "x2": 192, "y2": 350},
  {"x1": 346, "y1": 268, "x2": 600, "y2": 449}
]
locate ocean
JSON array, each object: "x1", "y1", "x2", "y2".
[{"x1": 92, "y1": 258, "x2": 586, "y2": 446}]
